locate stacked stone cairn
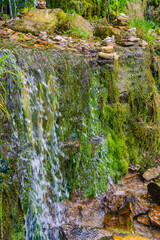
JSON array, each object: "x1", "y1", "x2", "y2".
[
  {"x1": 98, "y1": 36, "x2": 119, "y2": 60},
  {"x1": 37, "y1": 0, "x2": 46, "y2": 9},
  {"x1": 119, "y1": 28, "x2": 141, "y2": 46},
  {"x1": 112, "y1": 13, "x2": 129, "y2": 27}
]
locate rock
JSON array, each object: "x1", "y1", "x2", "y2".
[
  {"x1": 112, "y1": 13, "x2": 129, "y2": 26},
  {"x1": 71, "y1": 15, "x2": 93, "y2": 37},
  {"x1": 124, "y1": 36, "x2": 140, "y2": 42},
  {"x1": 113, "y1": 236, "x2": 152, "y2": 240},
  {"x1": 37, "y1": 0, "x2": 46, "y2": 9},
  {"x1": 142, "y1": 166, "x2": 160, "y2": 181},
  {"x1": 148, "y1": 206, "x2": 160, "y2": 227},
  {"x1": 129, "y1": 164, "x2": 141, "y2": 172},
  {"x1": 139, "y1": 40, "x2": 148, "y2": 47},
  {"x1": 101, "y1": 46, "x2": 114, "y2": 53},
  {"x1": 62, "y1": 224, "x2": 113, "y2": 240},
  {"x1": 39, "y1": 31, "x2": 47, "y2": 41},
  {"x1": 10, "y1": 9, "x2": 59, "y2": 35},
  {"x1": 104, "y1": 202, "x2": 134, "y2": 233},
  {"x1": 148, "y1": 180, "x2": 160, "y2": 204},
  {"x1": 119, "y1": 28, "x2": 140, "y2": 46},
  {"x1": 119, "y1": 41, "x2": 135, "y2": 46},
  {"x1": 127, "y1": 28, "x2": 137, "y2": 36},
  {"x1": 102, "y1": 36, "x2": 115, "y2": 46},
  {"x1": 137, "y1": 216, "x2": 150, "y2": 226},
  {"x1": 152, "y1": 229, "x2": 160, "y2": 239},
  {"x1": 103, "y1": 193, "x2": 148, "y2": 217},
  {"x1": 98, "y1": 52, "x2": 119, "y2": 60},
  {"x1": 94, "y1": 25, "x2": 122, "y2": 42}
]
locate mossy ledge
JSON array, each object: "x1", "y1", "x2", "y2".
[{"x1": 0, "y1": 45, "x2": 160, "y2": 239}]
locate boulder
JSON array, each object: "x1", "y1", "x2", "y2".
[
  {"x1": 10, "y1": 9, "x2": 59, "y2": 35},
  {"x1": 147, "y1": 180, "x2": 160, "y2": 204},
  {"x1": 71, "y1": 15, "x2": 93, "y2": 37},
  {"x1": 148, "y1": 206, "x2": 160, "y2": 228},
  {"x1": 142, "y1": 166, "x2": 160, "y2": 181}
]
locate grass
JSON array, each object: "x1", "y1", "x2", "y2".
[
  {"x1": 129, "y1": 17, "x2": 157, "y2": 46},
  {"x1": 64, "y1": 25, "x2": 90, "y2": 38},
  {"x1": 0, "y1": 54, "x2": 10, "y2": 119}
]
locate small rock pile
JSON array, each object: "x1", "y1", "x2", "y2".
[
  {"x1": 98, "y1": 36, "x2": 119, "y2": 60},
  {"x1": 37, "y1": 0, "x2": 46, "y2": 9},
  {"x1": 119, "y1": 28, "x2": 141, "y2": 46},
  {"x1": 112, "y1": 13, "x2": 129, "y2": 27}
]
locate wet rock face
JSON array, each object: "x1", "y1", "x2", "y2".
[{"x1": 104, "y1": 202, "x2": 134, "y2": 233}]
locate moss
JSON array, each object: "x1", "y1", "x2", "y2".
[{"x1": 0, "y1": 45, "x2": 160, "y2": 239}]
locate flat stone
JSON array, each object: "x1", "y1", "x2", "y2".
[
  {"x1": 102, "y1": 37, "x2": 114, "y2": 46},
  {"x1": 148, "y1": 206, "x2": 160, "y2": 227},
  {"x1": 101, "y1": 46, "x2": 114, "y2": 53},
  {"x1": 137, "y1": 216, "x2": 150, "y2": 226},
  {"x1": 142, "y1": 166, "x2": 160, "y2": 181},
  {"x1": 139, "y1": 40, "x2": 148, "y2": 47},
  {"x1": 113, "y1": 236, "x2": 152, "y2": 240},
  {"x1": 98, "y1": 52, "x2": 119, "y2": 60},
  {"x1": 119, "y1": 41, "x2": 135, "y2": 46}
]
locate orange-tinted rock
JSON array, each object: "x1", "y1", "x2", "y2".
[
  {"x1": 137, "y1": 216, "x2": 150, "y2": 226},
  {"x1": 113, "y1": 235, "x2": 152, "y2": 240},
  {"x1": 104, "y1": 202, "x2": 134, "y2": 233},
  {"x1": 101, "y1": 46, "x2": 114, "y2": 53},
  {"x1": 148, "y1": 206, "x2": 160, "y2": 227}
]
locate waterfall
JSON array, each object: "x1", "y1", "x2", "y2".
[{"x1": 3, "y1": 49, "x2": 68, "y2": 239}]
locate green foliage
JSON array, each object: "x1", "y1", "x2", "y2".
[
  {"x1": 129, "y1": 17, "x2": 157, "y2": 45},
  {"x1": 0, "y1": 54, "x2": 10, "y2": 119},
  {"x1": 64, "y1": 25, "x2": 90, "y2": 38},
  {"x1": 150, "y1": 0, "x2": 160, "y2": 6}
]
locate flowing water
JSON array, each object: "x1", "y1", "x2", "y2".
[
  {"x1": 0, "y1": 47, "x2": 114, "y2": 239},
  {"x1": 1, "y1": 45, "x2": 159, "y2": 239}
]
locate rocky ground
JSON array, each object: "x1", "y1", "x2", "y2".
[{"x1": 61, "y1": 167, "x2": 160, "y2": 240}]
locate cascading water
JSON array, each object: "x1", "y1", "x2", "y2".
[
  {"x1": 1, "y1": 49, "x2": 69, "y2": 239},
  {"x1": 1, "y1": 45, "x2": 157, "y2": 239}
]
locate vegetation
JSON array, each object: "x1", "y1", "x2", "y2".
[
  {"x1": 0, "y1": 54, "x2": 10, "y2": 119},
  {"x1": 129, "y1": 17, "x2": 157, "y2": 46}
]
